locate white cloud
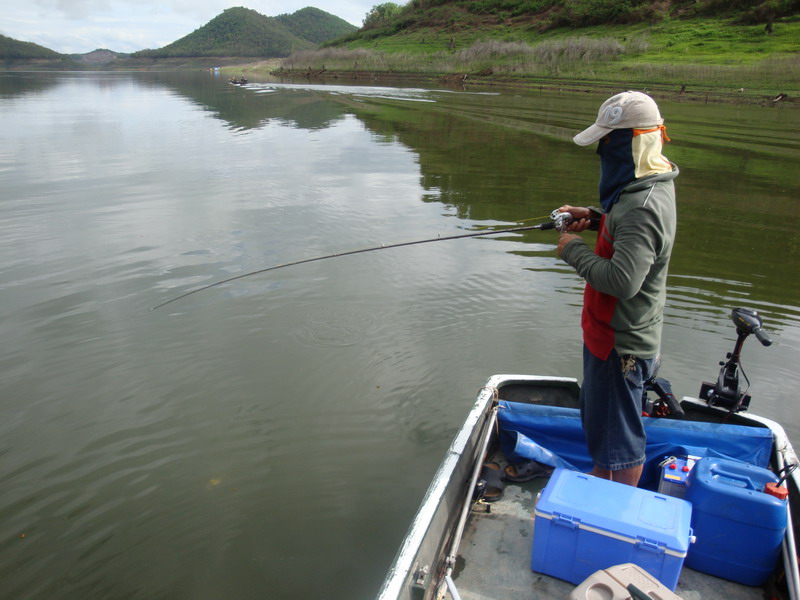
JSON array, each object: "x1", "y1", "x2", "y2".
[{"x1": 38, "y1": 0, "x2": 115, "y2": 20}]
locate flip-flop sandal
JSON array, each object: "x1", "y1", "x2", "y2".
[
  {"x1": 474, "y1": 462, "x2": 505, "y2": 502},
  {"x1": 504, "y1": 460, "x2": 553, "y2": 482}
]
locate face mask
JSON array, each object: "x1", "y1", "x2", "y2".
[{"x1": 597, "y1": 129, "x2": 636, "y2": 211}]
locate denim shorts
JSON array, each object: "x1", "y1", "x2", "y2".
[{"x1": 580, "y1": 345, "x2": 656, "y2": 471}]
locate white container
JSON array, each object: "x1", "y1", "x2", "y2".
[{"x1": 569, "y1": 563, "x2": 685, "y2": 600}]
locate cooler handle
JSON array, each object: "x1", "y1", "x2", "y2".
[
  {"x1": 636, "y1": 538, "x2": 665, "y2": 555},
  {"x1": 552, "y1": 513, "x2": 579, "y2": 530}
]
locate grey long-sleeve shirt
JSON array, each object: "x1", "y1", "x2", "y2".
[{"x1": 561, "y1": 166, "x2": 678, "y2": 359}]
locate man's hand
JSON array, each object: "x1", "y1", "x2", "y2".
[
  {"x1": 557, "y1": 232, "x2": 582, "y2": 257},
  {"x1": 555, "y1": 205, "x2": 595, "y2": 232}
]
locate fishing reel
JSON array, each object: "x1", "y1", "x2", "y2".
[
  {"x1": 549, "y1": 209, "x2": 601, "y2": 232},
  {"x1": 699, "y1": 308, "x2": 772, "y2": 412},
  {"x1": 550, "y1": 209, "x2": 574, "y2": 233}
]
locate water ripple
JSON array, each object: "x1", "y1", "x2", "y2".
[{"x1": 294, "y1": 306, "x2": 378, "y2": 347}]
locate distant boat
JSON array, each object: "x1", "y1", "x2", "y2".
[{"x1": 229, "y1": 76, "x2": 248, "y2": 86}]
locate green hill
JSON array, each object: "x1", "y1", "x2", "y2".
[
  {"x1": 326, "y1": 0, "x2": 799, "y2": 68},
  {"x1": 132, "y1": 6, "x2": 356, "y2": 58},
  {"x1": 0, "y1": 34, "x2": 63, "y2": 59},
  {"x1": 276, "y1": 7, "x2": 358, "y2": 45},
  {"x1": 342, "y1": 0, "x2": 800, "y2": 42},
  {"x1": 272, "y1": 0, "x2": 799, "y2": 95}
]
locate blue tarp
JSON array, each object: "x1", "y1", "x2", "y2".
[{"x1": 497, "y1": 401, "x2": 774, "y2": 491}]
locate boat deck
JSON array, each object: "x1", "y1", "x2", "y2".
[{"x1": 452, "y1": 455, "x2": 766, "y2": 600}]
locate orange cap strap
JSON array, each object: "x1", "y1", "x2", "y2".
[{"x1": 633, "y1": 125, "x2": 671, "y2": 143}]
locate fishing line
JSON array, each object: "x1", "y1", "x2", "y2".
[
  {"x1": 472, "y1": 214, "x2": 550, "y2": 229},
  {"x1": 152, "y1": 220, "x2": 559, "y2": 310}
]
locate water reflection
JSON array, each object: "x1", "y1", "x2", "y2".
[
  {"x1": 165, "y1": 78, "x2": 351, "y2": 131},
  {"x1": 0, "y1": 72, "x2": 61, "y2": 99}
]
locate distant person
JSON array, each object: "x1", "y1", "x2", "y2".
[{"x1": 555, "y1": 91, "x2": 678, "y2": 487}]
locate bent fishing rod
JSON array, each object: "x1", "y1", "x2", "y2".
[{"x1": 152, "y1": 211, "x2": 579, "y2": 310}]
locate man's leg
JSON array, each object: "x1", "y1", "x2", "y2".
[
  {"x1": 590, "y1": 466, "x2": 612, "y2": 480},
  {"x1": 611, "y1": 464, "x2": 643, "y2": 487},
  {"x1": 589, "y1": 464, "x2": 642, "y2": 486}
]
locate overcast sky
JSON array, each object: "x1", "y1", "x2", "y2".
[{"x1": 0, "y1": 0, "x2": 374, "y2": 54}]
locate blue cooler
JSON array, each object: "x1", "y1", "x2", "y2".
[
  {"x1": 684, "y1": 457, "x2": 787, "y2": 586},
  {"x1": 532, "y1": 469, "x2": 693, "y2": 591}
]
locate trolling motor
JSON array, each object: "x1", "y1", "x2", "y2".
[{"x1": 698, "y1": 308, "x2": 772, "y2": 412}]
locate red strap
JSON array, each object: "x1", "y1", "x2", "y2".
[{"x1": 633, "y1": 125, "x2": 671, "y2": 143}]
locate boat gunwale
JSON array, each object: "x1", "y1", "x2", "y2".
[{"x1": 375, "y1": 375, "x2": 578, "y2": 600}]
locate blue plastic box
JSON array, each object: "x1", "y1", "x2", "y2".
[
  {"x1": 684, "y1": 457, "x2": 787, "y2": 586},
  {"x1": 532, "y1": 469, "x2": 693, "y2": 591}
]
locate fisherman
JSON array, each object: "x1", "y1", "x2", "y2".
[{"x1": 555, "y1": 91, "x2": 678, "y2": 487}]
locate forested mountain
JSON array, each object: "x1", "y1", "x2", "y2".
[
  {"x1": 132, "y1": 6, "x2": 356, "y2": 58},
  {"x1": 0, "y1": 34, "x2": 62, "y2": 59},
  {"x1": 275, "y1": 7, "x2": 358, "y2": 45}
]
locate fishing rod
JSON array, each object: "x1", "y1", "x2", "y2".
[{"x1": 152, "y1": 211, "x2": 577, "y2": 310}]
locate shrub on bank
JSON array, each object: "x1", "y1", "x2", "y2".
[{"x1": 280, "y1": 37, "x2": 638, "y2": 74}]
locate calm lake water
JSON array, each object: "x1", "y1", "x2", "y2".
[{"x1": 1, "y1": 70, "x2": 799, "y2": 599}]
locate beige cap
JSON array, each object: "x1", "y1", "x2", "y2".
[{"x1": 573, "y1": 91, "x2": 663, "y2": 146}]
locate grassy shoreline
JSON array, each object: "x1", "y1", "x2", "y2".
[{"x1": 224, "y1": 48, "x2": 797, "y2": 106}]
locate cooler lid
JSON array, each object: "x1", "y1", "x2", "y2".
[{"x1": 535, "y1": 468, "x2": 693, "y2": 554}]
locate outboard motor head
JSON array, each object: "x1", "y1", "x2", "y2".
[
  {"x1": 699, "y1": 307, "x2": 772, "y2": 412},
  {"x1": 731, "y1": 307, "x2": 772, "y2": 347}
]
